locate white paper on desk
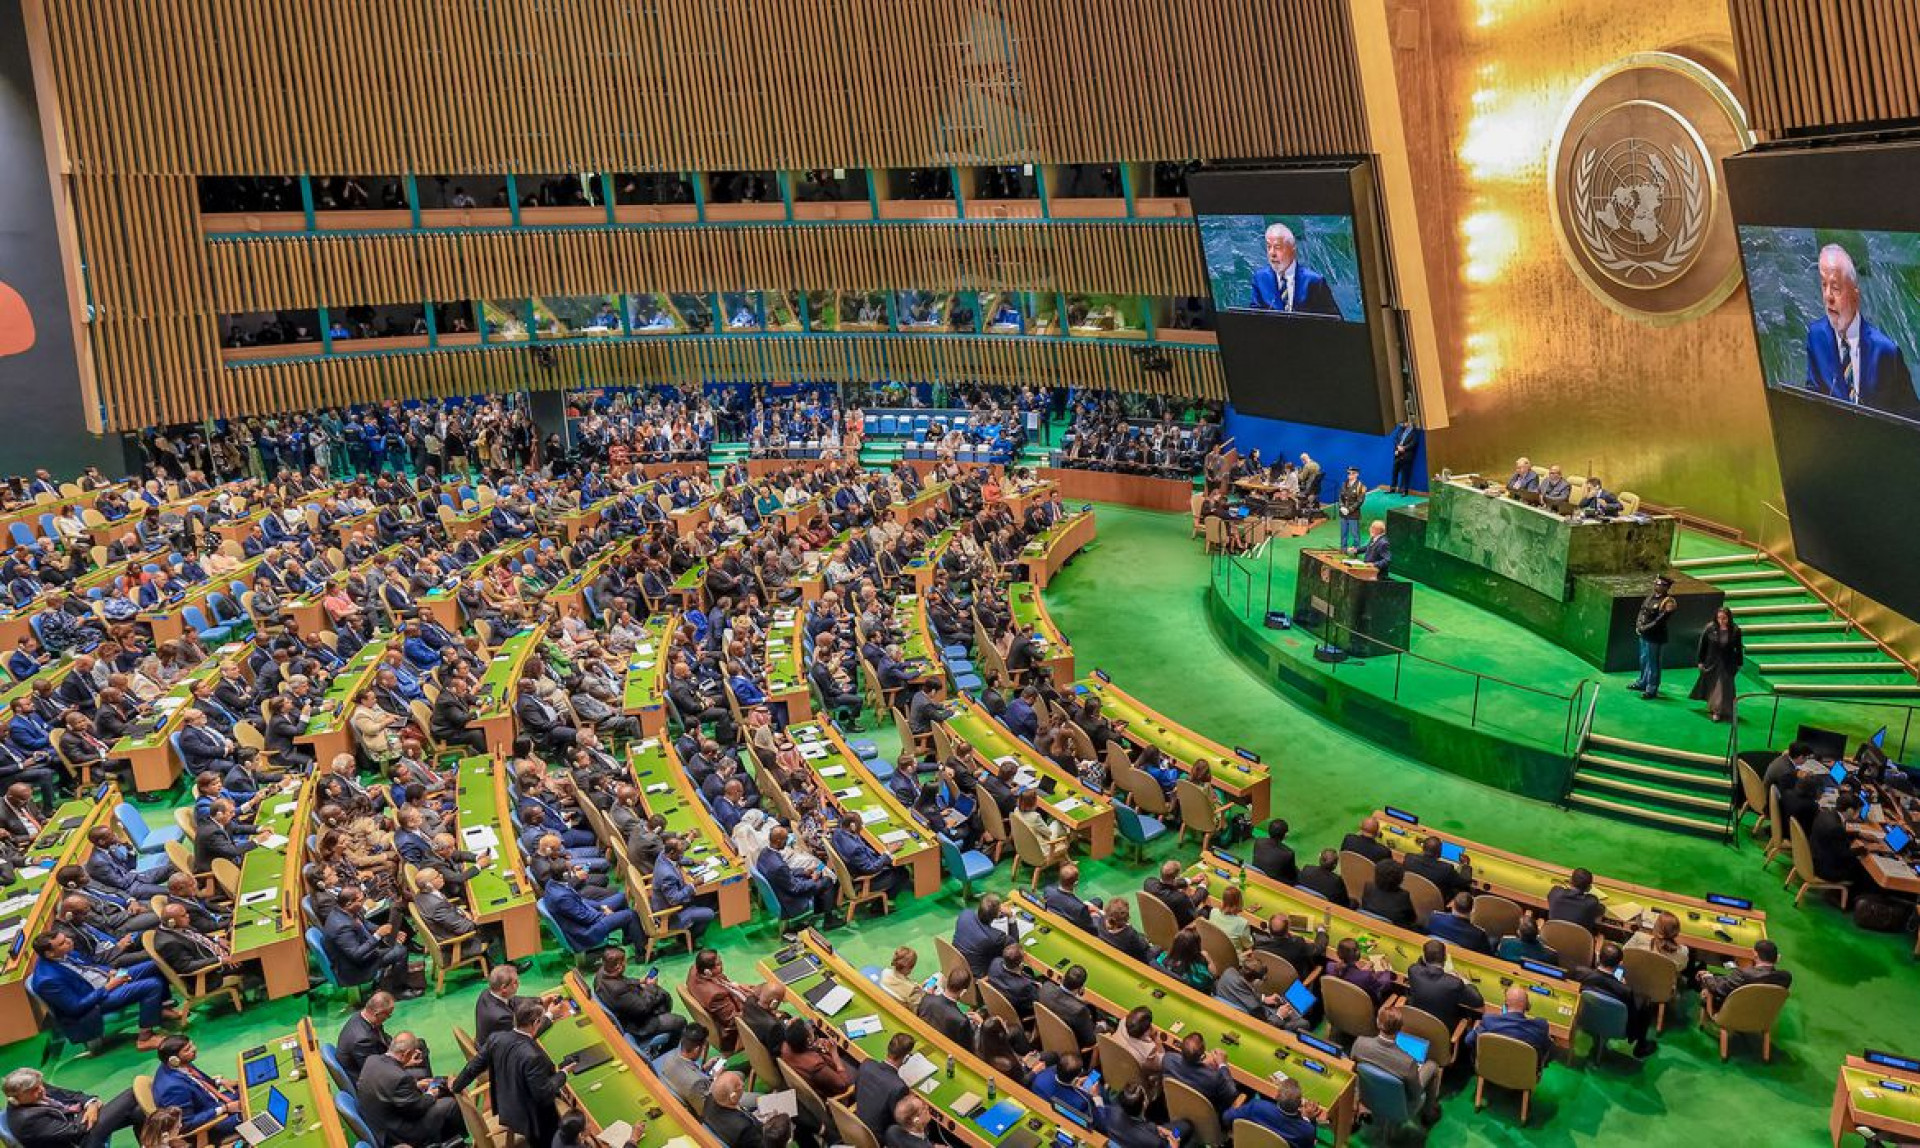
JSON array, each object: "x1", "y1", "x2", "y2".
[
  {"x1": 659, "y1": 1138, "x2": 698, "y2": 1148},
  {"x1": 593, "y1": 1120, "x2": 634, "y2": 1148},
  {"x1": 844, "y1": 1014, "x2": 883, "y2": 1038},
  {"x1": 799, "y1": 744, "x2": 829, "y2": 760},
  {"x1": 462, "y1": 826, "x2": 500, "y2": 850},
  {"x1": 758, "y1": 1091, "x2": 799, "y2": 1119},
  {"x1": 633, "y1": 643, "x2": 655, "y2": 658},
  {"x1": 0, "y1": 894, "x2": 38, "y2": 913},
  {"x1": 1011, "y1": 916, "x2": 1034, "y2": 940},
  {"x1": 646, "y1": 783, "x2": 670, "y2": 795},
  {"x1": 835, "y1": 786, "x2": 864, "y2": 801},
  {"x1": 859, "y1": 808, "x2": 887, "y2": 825},
  {"x1": 272, "y1": 801, "x2": 298, "y2": 816},
  {"x1": 899, "y1": 1052, "x2": 940, "y2": 1087},
  {"x1": 878, "y1": 830, "x2": 911, "y2": 846},
  {"x1": 1012, "y1": 769, "x2": 1039, "y2": 790},
  {"x1": 819, "y1": 765, "x2": 848, "y2": 778},
  {"x1": 255, "y1": 833, "x2": 289, "y2": 850},
  {"x1": 240, "y1": 889, "x2": 276, "y2": 906},
  {"x1": 1054, "y1": 798, "x2": 1083, "y2": 813}
]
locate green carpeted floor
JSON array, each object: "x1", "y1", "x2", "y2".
[{"x1": 5, "y1": 501, "x2": 1910, "y2": 1147}]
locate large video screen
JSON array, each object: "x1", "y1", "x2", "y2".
[
  {"x1": 1188, "y1": 163, "x2": 1395, "y2": 434},
  {"x1": 1726, "y1": 142, "x2": 1920, "y2": 620},
  {"x1": 1197, "y1": 214, "x2": 1365, "y2": 321}
]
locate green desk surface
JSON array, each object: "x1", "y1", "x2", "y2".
[
  {"x1": 1008, "y1": 583, "x2": 1064, "y2": 648},
  {"x1": 622, "y1": 615, "x2": 676, "y2": 713},
  {"x1": 550, "y1": 536, "x2": 636, "y2": 597},
  {"x1": 539, "y1": 978, "x2": 706, "y2": 1148},
  {"x1": 1072, "y1": 677, "x2": 1264, "y2": 794},
  {"x1": 1843, "y1": 1065, "x2": 1920, "y2": 1129},
  {"x1": 1019, "y1": 511, "x2": 1089, "y2": 560},
  {"x1": 785, "y1": 723, "x2": 935, "y2": 863},
  {"x1": 765, "y1": 944, "x2": 1094, "y2": 1148},
  {"x1": 1188, "y1": 857, "x2": 1581, "y2": 1031},
  {"x1": 1371, "y1": 818, "x2": 1769, "y2": 953},
  {"x1": 474, "y1": 627, "x2": 543, "y2": 722},
  {"x1": 302, "y1": 641, "x2": 389, "y2": 737},
  {"x1": 455, "y1": 756, "x2": 534, "y2": 915},
  {"x1": 240, "y1": 1033, "x2": 339, "y2": 1148},
  {"x1": 941, "y1": 700, "x2": 1104, "y2": 826},
  {"x1": 1008, "y1": 894, "x2": 1354, "y2": 1111},
  {"x1": 629, "y1": 739, "x2": 745, "y2": 889},
  {"x1": 765, "y1": 607, "x2": 804, "y2": 693},
  {"x1": 672, "y1": 562, "x2": 704, "y2": 593},
  {"x1": 230, "y1": 778, "x2": 309, "y2": 958},
  {"x1": 893, "y1": 595, "x2": 936, "y2": 668},
  {"x1": 110, "y1": 648, "x2": 243, "y2": 757},
  {"x1": 0, "y1": 798, "x2": 103, "y2": 985}
]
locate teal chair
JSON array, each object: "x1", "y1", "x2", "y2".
[
  {"x1": 1576, "y1": 990, "x2": 1630, "y2": 1063},
  {"x1": 1355, "y1": 1062, "x2": 1413, "y2": 1134},
  {"x1": 1114, "y1": 802, "x2": 1167, "y2": 863},
  {"x1": 938, "y1": 834, "x2": 996, "y2": 900}
]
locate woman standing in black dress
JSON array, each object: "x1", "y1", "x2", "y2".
[{"x1": 1691, "y1": 606, "x2": 1745, "y2": 722}]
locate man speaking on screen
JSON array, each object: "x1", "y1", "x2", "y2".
[
  {"x1": 1803, "y1": 243, "x2": 1919, "y2": 421},
  {"x1": 1249, "y1": 222, "x2": 1341, "y2": 318}
]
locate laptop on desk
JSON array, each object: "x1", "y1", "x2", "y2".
[{"x1": 235, "y1": 1085, "x2": 291, "y2": 1145}]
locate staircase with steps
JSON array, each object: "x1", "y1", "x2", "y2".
[
  {"x1": 1567, "y1": 730, "x2": 1734, "y2": 836},
  {"x1": 1672, "y1": 550, "x2": 1920, "y2": 699}
]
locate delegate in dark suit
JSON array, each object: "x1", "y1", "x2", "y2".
[
  {"x1": 853, "y1": 1057, "x2": 909, "y2": 1136},
  {"x1": 1248, "y1": 263, "x2": 1341, "y2": 318},
  {"x1": 357, "y1": 1053, "x2": 459, "y2": 1147},
  {"x1": 1805, "y1": 315, "x2": 1920, "y2": 421},
  {"x1": 451, "y1": 1028, "x2": 567, "y2": 1148}
]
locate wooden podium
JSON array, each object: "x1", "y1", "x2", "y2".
[{"x1": 1294, "y1": 548, "x2": 1413, "y2": 657}]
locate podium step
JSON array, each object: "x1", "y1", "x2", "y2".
[
  {"x1": 1740, "y1": 620, "x2": 1852, "y2": 634},
  {"x1": 1565, "y1": 790, "x2": 1727, "y2": 835},
  {"x1": 1586, "y1": 732, "x2": 1724, "y2": 767},
  {"x1": 1757, "y1": 660, "x2": 1905, "y2": 675},
  {"x1": 1745, "y1": 640, "x2": 1879, "y2": 654},
  {"x1": 1577, "y1": 752, "x2": 1730, "y2": 792},
  {"x1": 1670, "y1": 553, "x2": 1767, "y2": 569},
  {"x1": 1691, "y1": 569, "x2": 1789, "y2": 584},
  {"x1": 1573, "y1": 771, "x2": 1729, "y2": 811}
]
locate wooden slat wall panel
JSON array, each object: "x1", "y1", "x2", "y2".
[
  {"x1": 202, "y1": 223, "x2": 1206, "y2": 313},
  {"x1": 34, "y1": 0, "x2": 1362, "y2": 427},
  {"x1": 226, "y1": 335, "x2": 1223, "y2": 420},
  {"x1": 1730, "y1": 0, "x2": 1920, "y2": 136}
]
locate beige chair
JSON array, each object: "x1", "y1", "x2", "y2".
[
  {"x1": 1473, "y1": 1031, "x2": 1544, "y2": 1124},
  {"x1": 1246, "y1": 950, "x2": 1301, "y2": 992},
  {"x1": 1337, "y1": 850, "x2": 1376, "y2": 906},
  {"x1": 1402, "y1": 870, "x2": 1445, "y2": 925},
  {"x1": 1192, "y1": 915, "x2": 1239, "y2": 974},
  {"x1": 1541, "y1": 918, "x2": 1596, "y2": 969},
  {"x1": 1009, "y1": 817, "x2": 1068, "y2": 890},
  {"x1": 1699, "y1": 982, "x2": 1790, "y2": 1061},
  {"x1": 1403, "y1": 1004, "x2": 1463, "y2": 1069},
  {"x1": 1470, "y1": 894, "x2": 1524, "y2": 943},
  {"x1": 735, "y1": 1013, "x2": 784, "y2": 1093},
  {"x1": 1163, "y1": 1075, "x2": 1225, "y2": 1147},
  {"x1": 1123, "y1": 769, "x2": 1175, "y2": 820},
  {"x1": 1034, "y1": 1002, "x2": 1081, "y2": 1057},
  {"x1": 1190, "y1": 493, "x2": 1205, "y2": 538},
  {"x1": 1735, "y1": 759, "x2": 1772, "y2": 839},
  {"x1": 932, "y1": 937, "x2": 980, "y2": 1007},
  {"x1": 1621, "y1": 947, "x2": 1681, "y2": 1030},
  {"x1": 1095, "y1": 1032, "x2": 1145, "y2": 1095},
  {"x1": 974, "y1": 792, "x2": 1012, "y2": 862},
  {"x1": 978, "y1": 980, "x2": 1024, "y2": 1032},
  {"x1": 1785, "y1": 819, "x2": 1851, "y2": 908},
  {"x1": 455, "y1": 1093, "x2": 506, "y2": 1148},
  {"x1": 1174, "y1": 779, "x2": 1221, "y2": 851},
  {"x1": 1203, "y1": 517, "x2": 1229, "y2": 556},
  {"x1": 209, "y1": 857, "x2": 242, "y2": 899},
  {"x1": 827, "y1": 1098, "x2": 881, "y2": 1148},
  {"x1": 826, "y1": 840, "x2": 893, "y2": 921},
  {"x1": 635, "y1": 895, "x2": 693, "y2": 962},
  {"x1": 1617, "y1": 491, "x2": 1642, "y2": 516},
  {"x1": 778, "y1": 1062, "x2": 831, "y2": 1128},
  {"x1": 675, "y1": 984, "x2": 725, "y2": 1050},
  {"x1": 141, "y1": 933, "x2": 244, "y2": 1022},
  {"x1": 1320, "y1": 975, "x2": 1380, "y2": 1043},
  {"x1": 408, "y1": 903, "x2": 490, "y2": 994},
  {"x1": 1135, "y1": 892, "x2": 1180, "y2": 952},
  {"x1": 1231, "y1": 1124, "x2": 1289, "y2": 1148}
]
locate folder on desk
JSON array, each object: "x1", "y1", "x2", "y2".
[
  {"x1": 972, "y1": 1100, "x2": 1025, "y2": 1138},
  {"x1": 899, "y1": 1052, "x2": 940, "y2": 1087}
]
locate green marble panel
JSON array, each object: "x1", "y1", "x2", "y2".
[{"x1": 1426, "y1": 480, "x2": 1675, "y2": 600}]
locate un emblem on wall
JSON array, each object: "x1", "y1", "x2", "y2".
[{"x1": 1548, "y1": 52, "x2": 1754, "y2": 323}]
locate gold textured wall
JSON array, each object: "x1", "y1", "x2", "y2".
[{"x1": 1387, "y1": 0, "x2": 1917, "y2": 657}]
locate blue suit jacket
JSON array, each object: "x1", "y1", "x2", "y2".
[
  {"x1": 542, "y1": 880, "x2": 607, "y2": 945},
  {"x1": 153, "y1": 1065, "x2": 231, "y2": 1132},
  {"x1": 1805, "y1": 316, "x2": 1920, "y2": 420},
  {"x1": 28, "y1": 958, "x2": 119, "y2": 1037},
  {"x1": 754, "y1": 849, "x2": 825, "y2": 917},
  {"x1": 650, "y1": 855, "x2": 696, "y2": 910},
  {"x1": 952, "y1": 910, "x2": 1011, "y2": 974},
  {"x1": 1426, "y1": 911, "x2": 1494, "y2": 955},
  {"x1": 1468, "y1": 1010, "x2": 1553, "y2": 1067},
  {"x1": 1248, "y1": 264, "x2": 1340, "y2": 318}
]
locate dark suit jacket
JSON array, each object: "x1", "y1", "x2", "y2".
[
  {"x1": 1427, "y1": 911, "x2": 1494, "y2": 955},
  {"x1": 1248, "y1": 263, "x2": 1340, "y2": 318},
  {"x1": 321, "y1": 907, "x2": 397, "y2": 985},
  {"x1": 1163, "y1": 1053, "x2": 1238, "y2": 1113},
  {"x1": 414, "y1": 889, "x2": 477, "y2": 939},
  {"x1": 336, "y1": 1012, "x2": 391, "y2": 1080},
  {"x1": 152, "y1": 926, "x2": 224, "y2": 975},
  {"x1": 914, "y1": 993, "x2": 973, "y2": 1045},
  {"x1": 1405, "y1": 962, "x2": 1484, "y2": 1024},
  {"x1": 1404, "y1": 854, "x2": 1470, "y2": 902},
  {"x1": 702, "y1": 1099, "x2": 763, "y2": 1148},
  {"x1": 357, "y1": 1053, "x2": 443, "y2": 1146},
  {"x1": 1360, "y1": 885, "x2": 1418, "y2": 930},
  {"x1": 193, "y1": 821, "x2": 247, "y2": 870},
  {"x1": 1805, "y1": 315, "x2": 1920, "y2": 420},
  {"x1": 853, "y1": 1058, "x2": 908, "y2": 1135},
  {"x1": 1252, "y1": 838, "x2": 1298, "y2": 884},
  {"x1": 1041, "y1": 885, "x2": 1097, "y2": 932},
  {"x1": 1340, "y1": 832, "x2": 1391, "y2": 864},
  {"x1": 431, "y1": 694, "x2": 474, "y2": 741},
  {"x1": 475, "y1": 991, "x2": 549, "y2": 1048},
  {"x1": 1036, "y1": 981, "x2": 1096, "y2": 1050},
  {"x1": 1546, "y1": 886, "x2": 1605, "y2": 933},
  {"x1": 1701, "y1": 963, "x2": 1793, "y2": 1005},
  {"x1": 1143, "y1": 877, "x2": 1200, "y2": 929},
  {"x1": 451, "y1": 1029, "x2": 565, "y2": 1144}
]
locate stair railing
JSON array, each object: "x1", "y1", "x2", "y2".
[{"x1": 1562, "y1": 682, "x2": 1602, "y2": 807}]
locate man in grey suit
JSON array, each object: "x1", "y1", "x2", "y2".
[
  {"x1": 411, "y1": 867, "x2": 490, "y2": 962},
  {"x1": 1349, "y1": 1006, "x2": 1441, "y2": 1124}
]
